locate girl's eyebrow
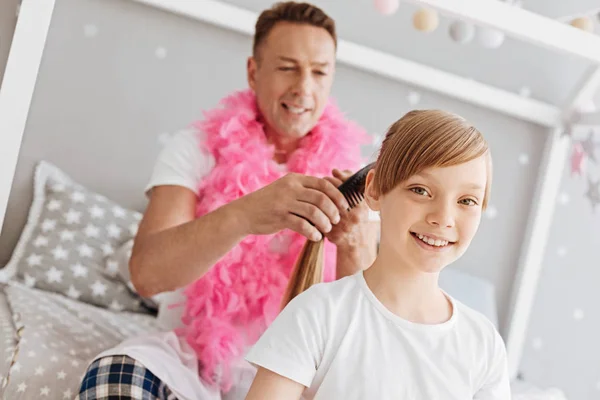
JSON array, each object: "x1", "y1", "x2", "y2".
[{"x1": 413, "y1": 172, "x2": 484, "y2": 191}]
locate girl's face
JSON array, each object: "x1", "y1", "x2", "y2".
[{"x1": 366, "y1": 156, "x2": 488, "y2": 274}]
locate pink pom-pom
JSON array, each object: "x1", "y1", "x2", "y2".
[{"x1": 374, "y1": 0, "x2": 400, "y2": 15}]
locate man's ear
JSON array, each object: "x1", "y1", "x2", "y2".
[
  {"x1": 364, "y1": 169, "x2": 381, "y2": 212},
  {"x1": 247, "y1": 56, "x2": 257, "y2": 91}
]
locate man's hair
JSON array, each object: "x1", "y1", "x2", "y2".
[
  {"x1": 253, "y1": 2, "x2": 337, "y2": 57},
  {"x1": 374, "y1": 109, "x2": 493, "y2": 210}
]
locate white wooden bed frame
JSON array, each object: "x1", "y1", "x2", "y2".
[{"x1": 1, "y1": 0, "x2": 600, "y2": 381}]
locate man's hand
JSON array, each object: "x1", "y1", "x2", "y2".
[
  {"x1": 232, "y1": 173, "x2": 350, "y2": 242},
  {"x1": 322, "y1": 169, "x2": 371, "y2": 249}
]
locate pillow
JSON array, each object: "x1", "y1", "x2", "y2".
[{"x1": 0, "y1": 161, "x2": 150, "y2": 313}]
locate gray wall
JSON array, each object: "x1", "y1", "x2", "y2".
[
  {"x1": 0, "y1": 0, "x2": 19, "y2": 87},
  {"x1": 518, "y1": 132, "x2": 600, "y2": 399},
  {"x1": 1, "y1": 0, "x2": 596, "y2": 396}
]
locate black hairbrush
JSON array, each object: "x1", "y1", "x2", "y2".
[{"x1": 337, "y1": 162, "x2": 376, "y2": 209}]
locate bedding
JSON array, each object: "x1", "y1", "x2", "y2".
[
  {"x1": 0, "y1": 279, "x2": 570, "y2": 399},
  {"x1": 0, "y1": 281, "x2": 160, "y2": 399},
  {"x1": 0, "y1": 161, "x2": 148, "y2": 313}
]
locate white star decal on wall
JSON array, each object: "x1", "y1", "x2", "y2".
[
  {"x1": 518, "y1": 153, "x2": 530, "y2": 165},
  {"x1": 407, "y1": 91, "x2": 421, "y2": 105},
  {"x1": 557, "y1": 192, "x2": 570, "y2": 205},
  {"x1": 155, "y1": 46, "x2": 167, "y2": 59},
  {"x1": 485, "y1": 205, "x2": 498, "y2": 219},
  {"x1": 84, "y1": 23, "x2": 98, "y2": 38}
]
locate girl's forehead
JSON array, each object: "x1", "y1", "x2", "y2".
[{"x1": 409, "y1": 159, "x2": 488, "y2": 186}]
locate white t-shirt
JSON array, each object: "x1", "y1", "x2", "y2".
[
  {"x1": 245, "y1": 271, "x2": 511, "y2": 400},
  {"x1": 145, "y1": 128, "x2": 216, "y2": 197}
]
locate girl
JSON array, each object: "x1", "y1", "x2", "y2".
[{"x1": 243, "y1": 109, "x2": 510, "y2": 399}]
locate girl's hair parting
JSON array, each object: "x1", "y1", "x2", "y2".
[{"x1": 280, "y1": 109, "x2": 492, "y2": 309}]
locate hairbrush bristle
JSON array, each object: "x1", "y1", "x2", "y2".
[{"x1": 338, "y1": 162, "x2": 375, "y2": 209}]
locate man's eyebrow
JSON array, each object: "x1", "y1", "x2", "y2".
[{"x1": 277, "y1": 56, "x2": 330, "y2": 67}]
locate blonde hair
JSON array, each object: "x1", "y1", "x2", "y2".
[
  {"x1": 280, "y1": 109, "x2": 492, "y2": 309},
  {"x1": 253, "y1": 2, "x2": 337, "y2": 59},
  {"x1": 375, "y1": 109, "x2": 492, "y2": 209}
]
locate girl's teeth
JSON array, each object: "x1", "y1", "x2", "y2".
[{"x1": 416, "y1": 233, "x2": 449, "y2": 247}]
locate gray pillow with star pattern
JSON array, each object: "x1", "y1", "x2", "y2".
[{"x1": 0, "y1": 161, "x2": 151, "y2": 313}]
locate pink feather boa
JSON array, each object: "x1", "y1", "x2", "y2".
[{"x1": 175, "y1": 89, "x2": 370, "y2": 391}]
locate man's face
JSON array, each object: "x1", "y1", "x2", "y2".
[{"x1": 247, "y1": 22, "x2": 336, "y2": 141}]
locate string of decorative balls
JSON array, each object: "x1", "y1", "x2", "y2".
[{"x1": 373, "y1": 0, "x2": 599, "y2": 49}]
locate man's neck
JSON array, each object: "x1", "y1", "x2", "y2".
[
  {"x1": 363, "y1": 251, "x2": 452, "y2": 325},
  {"x1": 264, "y1": 126, "x2": 301, "y2": 164}
]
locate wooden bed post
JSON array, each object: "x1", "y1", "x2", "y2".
[
  {"x1": 504, "y1": 65, "x2": 600, "y2": 379},
  {"x1": 0, "y1": 0, "x2": 56, "y2": 231}
]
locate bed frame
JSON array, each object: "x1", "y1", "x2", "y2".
[{"x1": 2, "y1": 0, "x2": 600, "y2": 381}]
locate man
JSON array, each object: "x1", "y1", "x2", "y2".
[{"x1": 77, "y1": 2, "x2": 376, "y2": 399}]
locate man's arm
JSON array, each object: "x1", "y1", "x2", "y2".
[
  {"x1": 130, "y1": 173, "x2": 351, "y2": 297},
  {"x1": 129, "y1": 185, "x2": 248, "y2": 297},
  {"x1": 245, "y1": 368, "x2": 305, "y2": 400}
]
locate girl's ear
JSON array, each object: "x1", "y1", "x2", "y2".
[{"x1": 364, "y1": 169, "x2": 381, "y2": 212}]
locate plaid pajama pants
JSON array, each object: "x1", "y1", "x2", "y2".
[{"x1": 76, "y1": 355, "x2": 179, "y2": 400}]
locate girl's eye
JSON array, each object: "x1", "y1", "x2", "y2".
[
  {"x1": 279, "y1": 67, "x2": 294, "y2": 71},
  {"x1": 459, "y1": 198, "x2": 478, "y2": 206},
  {"x1": 411, "y1": 187, "x2": 429, "y2": 196}
]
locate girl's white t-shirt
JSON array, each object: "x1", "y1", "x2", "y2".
[{"x1": 245, "y1": 271, "x2": 511, "y2": 400}]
